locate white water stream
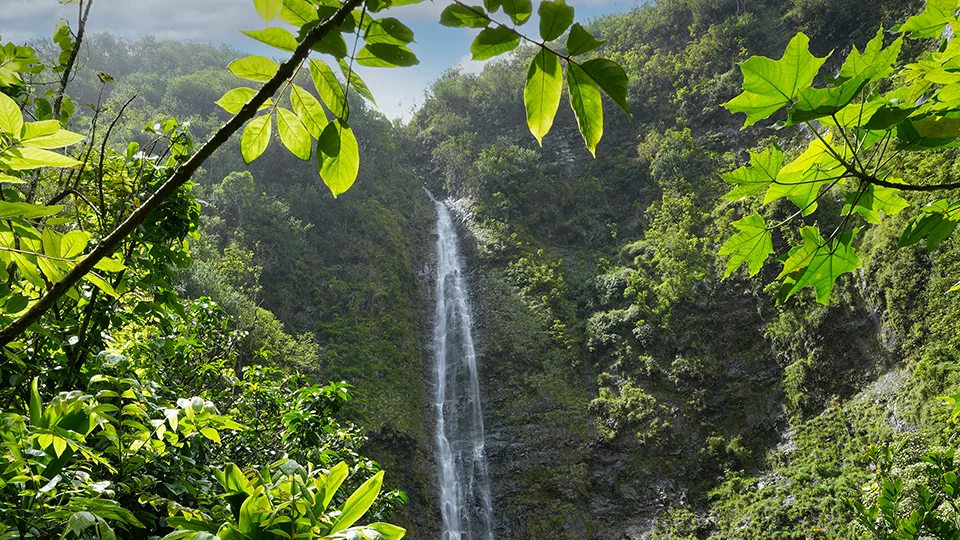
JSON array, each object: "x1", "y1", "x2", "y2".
[{"x1": 430, "y1": 195, "x2": 495, "y2": 540}]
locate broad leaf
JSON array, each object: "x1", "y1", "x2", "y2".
[
  {"x1": 764, "y1": 134, "x2": 843, "y2": 215},
  {"x1": 581, "y1": 58, "x2": 632, "y2": 121},
  {"x1": 364, "y1": 18, "x2": 415, "y2": 45},
  {"x1": 524, "y1": 50, "x2": 563, "y2": 145},
  {"x1": 367, "y1": 523, "x2": 406, "y2": 540},
  {"x1": 0, "y1": 91, "x2": 23, "y2": 137},
  {"x1": 719, "y1": 212, "x2": 773, "y2": 278},
  {"x1": 899, "y1": 0, "x2": 959, "y2": 39},
  {"x1": 470, "y1": 27, "x2": 520, "y2": 61},
  {"x1": 566, "y1": 23, "x2": 603, "y2": 56},
  {"x1": 60, "y1": 231, "x2": 89, "y2": 258},
  {"x1": 339, "y1": 59, "x2": 377, "y2": 106},
  {"x1": 899, "y1": 199, "x2": 960, "y2": 250},
  {"x1": 439, "y1": 4, "x2": 490, "y2": 28},
  {"x1": 312, "y1": 31, "x2": 349, "y2": 58},
  {"x1": 841, "y1": 184, "x2": 909, "y2": 224},
  {"x1": 567, "y1": 62, "x2": 603, "y2": 156},
  {"x1": 0, "y1": 201, "x2": 62, "y2": 219},
  {"x1": 329, "y1": 471, "x2": 384, "y2": 534},
  {"x1": 215, "y1": 88, "x2": 269, "y2": 115},
  {"x1": 21, "y1": 120, "x2": 59, "y2": 140},
  {"x1": 317, "y1": 120, "x2": 360, "y2": 197},
  {"x1": 241, "y1": 115, "x2": 272, "y2": 164},
  {"x1": 356, "y1": 44, "x2": 420, "y2": 68},
  {"x1": 20, "y1": 128, "x2": 85, "y2": 149},
  {"x1": 277, "y1": 107, "x2": 312, "y2": 161},
  {"x1": 279, "y1": 0, "x2": 319, "y2": 26},
  {"x1": 290, "y1": 84, "x2": 328, "y2": 139},
  {"x1": 779, "y1": 227, "x2": 860, "y2": 305},
  {"x1": 254, "y1": 0, "x2": 283, "y2": 23},
  {"x1": 228, "y1": 56, "x2": 279, "y2": 82},
  {"x1": 722, "y1": 147, "x2": 783, "y2": 200},
  {"x1": 837, "y1": 29, "x2": 902, "y2": 84},
  {"x1": 0, "y1": 147, "x2": 80, "y2": 170},
  {"x1": 310, "y1": 59, "x2": 348, "y2": 119},
  {"x1": 724, "y1": 33, "x2": 828, "y2": 127},
  {"x1": 319, "y1": 462, "x2": 349, "y2": 511},
  {"x1": 241, "y1": 28, "x2": 298, "y2": 52},
  {"x1": 539, "y1": 0, "x2": 574, "y2": 41},
  {"x1": 501, "y1": 0, "x2": 533, "y2": 24}
]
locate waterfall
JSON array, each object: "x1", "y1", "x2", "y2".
[{"x1": 429, "y1": 194, "x2": 495, "y2": 540}]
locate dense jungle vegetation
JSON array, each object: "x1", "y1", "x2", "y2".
[{"x1": 6, "y1": 0, "x2": 960, "y2": 538}]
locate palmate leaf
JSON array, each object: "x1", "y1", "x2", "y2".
[
  {"x1": 567, "y1": 63, "x2": 603, "y2": 157},
  {"x1": 899, "y1": 199, "x2": 960, "y2": 250},
  {"x1": 779, "y1": 226, "x2": 860, "y2": 305},
  {"x1": 566, "y1": 23, "x2": 603, "y2": 56},
  {"x1": 841, "y1": 183, "x2": 909, "y2": 224},
  {"x1": 724, "y1": 33, "x2": 828, "y2": 127},
  {"x1": 241, "y1": 115, "x2": 271, "y2": 164},
  {"x1": 837, "y1": 28, "x2": 902, "y2": 84},
  {"x1": 277, "y1": 107, "x2": 312, "y2": 161},
  {"x1": 524, "y1": 50, "x2": 562, "y2": 145},
  {"x1": 899, "y1": 0, "x2": 960, "y2": 39},
  {"x1": 722, "y1": 147, "x2": 783, "y2": 200},
  {"x1": 471, "y1": 27, "x2": 520, "y2": 61},
  {"x1": 538, "y1": 0, "x2": 574, "y2": 41},
  {"x1": 764, "y1": 134, "x2": 843, "y2": 215},
  {"x1": 317, "y1": 120, "x2": 360, "y2": 197},
  {"x1": 719, "y1": 212, "x2": 773, "y2": 279}
]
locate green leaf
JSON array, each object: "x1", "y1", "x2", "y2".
[
  {"x1": 215, "y1": 88, "x2": 270, "y2": 115},
  {"x1": 228, "y1": 56, "x2": 279, "y2": 82},
  {"x1": 899, "y1": 0, "x2": 959, "y2": 38},
  {"x1": 471, "y1": 26, "x2": 520, "y2": 61},
  {"x1": 310, "y1": 59, "x2": 348, "y2": 119},
  {"x1": 29, "y1": 377, "x2": 41, "y2": 426},
  {"x1": 724, "y1": 33, "x2": 829, "y2": 127},
  {"x1": 364, "y1": 17, "x2": 415, "y2": 45},
  {"x1": 83, "y1": 273, "x2": 117, "y2": 296},
  {"x1": 501, "y1": 0, "x2": 533, "y2": 25},
  {"x1": 277, "y1": 107, "x2": 312, "y2": 161},
  {"x1": 200, "y1": 427, "x2": 221, "y2": 443},
  {"x1": 581, "y1": 58, "x2": 632, "y2": 122},
  {"x1": 439, "y1": 4, "x2": 490, "y2": 28},
  {"x1": 538, "y1": 0, "x2": 574, "y2": 41},
  {"x1": 317, "y1": 120, "x2": 360, "y2": 197},
  {"x1": 723, "y1": 147, "x2": 783, "y2": 200},
  {"x1": 485, "y1": 0, "x2": 501, "y2": 12},
  {"x1": 0, "y1": 92, "x2": 23, "y2": 137},
  {"x1": 0, "y1": 201, "x2": 62, "y2": 219},
  {"x1": 279, "y1": 0, "x2": 319, "y2": 26},
  {"x1": 290, "y1": 84, "x2": 328, "y2": 139},
  {"x1": 0, "y1": 147, "x2": 80, "y2": 170},
  {"x1": 21, "y1": 120, "x2": 59, "y2": 140},
  {"x1": 368, "y1": 523, "x2": 406, "y2": 540},
  {"x1": 41, "y1": 228, "x2": 61, "y2": 258},
  {"x1": 254, "y1": 0, "x2": 283, "y2": 22},
  {"x1": 93, "y1": 257, "x2": 125, "y2": 272},
  {"x1": 356, "y1": 44, "x2": 420, "y2": 68},
  {"x1": 566, "y1": 23, "x2": 603, "y2": 56},
  {"x1": 329, "y1": 470, "x2": 384, "y2": 534},
  {"x1": 719, "y1": 212, "x2": 773, "y2": 278},
  {"x1": 779, "y1": 227, "x2": 860, "y2": 305},
  {"x1": 241, "y1": 115, "x2": 272, "y2": 164},
  {"x1": 319, "y1": 462, "x2": 349, "y2": 510},
  {"x1": 567, "y1": 62, "x2": 603, "y2": 157},
  {"x1": 339, "y1": 59, "x2": 377, "y2": 106},
  {"x1": 312, "y1": 31, "x2": 349, "y2": 59},
  {"x1": 67, "y1": 511, "x2": 97, "y2": 535},
  {"x1": 837, "y1": 29, "x2": 902, "y2": 85},
  {"x1": 524, "y1": 50, "x2": 563, "y2": 145},
  {"x1": 241, "y1": 28, "x2": 298, "y2": 52},
  {"x1": 841, "y1": 184, "x2": 909, "y2": 224},
  {"x1": 19, "y1": 128, "x2": 85, "y2": 149},
  {"x1": 899, "y1": 199, "x2": 960, "y2": 250},
  {"x1": 764, "y1": 134, "x2": 843, "y2": 215}
]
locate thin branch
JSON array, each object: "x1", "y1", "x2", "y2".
[
  {"x1": 453, "y1": 1, "x2": 579, "y2": 65},
  {"x1": 53, "y1": 0, "x2": 93, "y2": 120},
  {"x1": 343, "y1": 5, "x2": 367, "y2": 103},
  {"x1": 867, "y1": 175, "x2": 960, "y2": 192},
  {"x1": 96, "y1": 93, "x2": 138, "y2": 214},
  {"x1": 0, "y1": 0, "x2": 363, "y2": 346},
  {"x1": 46, "y1": 188, "x2": 102, "y2": 217}
]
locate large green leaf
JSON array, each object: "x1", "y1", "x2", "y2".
[
  {"x1": 317, "y1": 120, "x2": 360, "y2": 197},
  {"x1": 214, "y1": 88, "x2": 268, "y2": 115},
  {"x1": 722, "y1": 147, "x2": 783, "y2": 200},
  {"x1": 470, "y1": 27, "x2": 520, "y2": 61},
  {"x1": 241, "y1": 28, "x2": 298, "y2": 52},
  {"x1": 228, "y1": 56, "x2": 279, "y2": 82},
  {"x1": 60, "y1": 231, "x2": 89, "y2": 259},
  {"x1": 719, "y1": 212, "x2": 773, "y2": 278},
  {"x1": 0, "y1": 91, "x2": 23, "y2": 137},
  {"x1": 566, "y1": 23, "x2": 603, "y2": 56},
  {"x1": 356, "y1": 44, "x2": 420, "y2": 68},
  {"x1": 20, "y1": 126, "x2": 85, "y2": 149},
  {"x1": 328, "y1": 471, "x2": 384, "y2": 534},
  {"x1": 0, "y1": 201, "x2": 62, "y2": 219},
  {"x1": 439, "y1": 4, "x2": 490, "y2": 28},
  {"x1": 312, "y1": 31, "x2": 349, "y2": 58},
  {"x1": 364, "y1": 18, "x2": 415, "y2": 45},
  {"x1": 538, "y1": 0, "x2": 574, "y2": 41},
  {"x1": 318, "y1": 462, "x2": 349, "y2": 511},
  {"x1": 310, "y1": 59, "x2": 348, "y2": 119},
  {"x1": 277, "y1": 107, "x2": 312, "y2": 161},
  {"x1": 899, "y1": 0, "x2": 959, "y2": 38},
  {"x1": 724, "y1": 33, "x2": 828, "y2": 127},
  {"x1": 841, "y1": 183, "x2": 909, "y2": 224},
  {"x1": 290, "y1": 84, "x2": 328, "y2": 139},
  {"x1": 279, "y1": 0, "x2": 319, "y2": 26},
  {"x1": 779, "y1": 227, "x2": 860, "y2": 305},
  {"x1": 501, "y1": 0, "x2": 533, "y2": 24},
  {"x1": 567, "y1": 62, "x2": 603, "y2": 157},
  {"x1": 837, "y1": 28, "x2": 902, "y2": 84},
  {"x1": 581, "y1": 58, "x2": 632, "y2": 122},
  {"x1": 524, "y1": 50, "x2": 562, "y2": 145},
  {"x1": 764, "y1": 135, "x2": 843, "y2": 215},
  {"x1": 0, "y1": 147, "x2": 80, "y2": 170},
  {"x1": 254, "y1": 0, "x2": 283, "y2": 23},
  {"x1": 367, "y1": 523, "x2": 406, "y2": 540},
  {"x1": 899, "y1": 199, "x2": 960, "y2": 250},
  {"x1": 240, "y1": 115, "x2": 272, "y2": 164}
]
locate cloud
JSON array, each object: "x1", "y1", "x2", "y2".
[{"x1": 455, "y1": 53, "x2": 486, "y2": 75}]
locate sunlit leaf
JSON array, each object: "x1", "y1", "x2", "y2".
[
  {"x1": 312, "y1": 31, "x2": 349, "y2": 59},
  {"x1": 0, "y1": 91, "x2": 23, "y2": 137},
  {"x1": 364, "y1": 17, "x2": 415, "y2": 45},
  {"x1": 214, "y1": 88, "x2": 273, "y2": 115},
  {"x1": 19, "y1": 128, "x2": 85, "y2": 149},
  {"x1": 228, "y1": 56, "x2": 279, "y2": 82},
  {"x1": 310, "y1": 59, "x2": 348, "y2": 119},
  {"x1": 439, "y1": 4, "x2": 490, "y2": 28},
  {"x1": 566, "y1": 23, "x2": 604, "y2": 56},
  {"x1": 719, "y1": 212, "x2": 773, "y2": 278},
  {"x1": 317, "y1": 120, "x2": 360, "y2": 197},
  {"x1": 279, "y1": 0, "x2": 319, "y2": 26},
  {"x1": 290, "y1": 84, "x2": 328, "y2": 139},
  {"x1": 60, "y1": 230, "x2": 89, "y2": 259},
  {"x1": 524, "y1": 50, "x2": 562, "y2": 145},
  {"x1": 764, "y1": 134, "x2": 843, "y2": 215},
  {"x1": 93, "y1": 257, "x2": 125, "y2": 272},
  {"x1": 241, "y1": 28, "x2": 298, "y2": 52},
  {"x1": 899, "y1": 199, "x2": 960, "y2": 250},
  {"x1": 471, "y1": 26, "x2": 520, "y2": 61},
  {"x1": 0, "y1": 147, "x2": 80, "y2": 170},
  {"x1": 241, "y1": 115, "x2": 272, "y2": 164},
  {"x1": 329, "y1": 471, "x2": 384, "y2": 534},
  {"x1": 0, "y1": 201, "x2": 62, "y2": 219},
  {"x1": 538, "y1": 0, "x2": 574, "y2": 41},
  {"x1": 581, "y1": 58, "x2": 632, "y2": 122},
  {"x1": 339, "y1": 59, "x2": 377, "y2": 106},
  {"x1": 899, "y1": 0, "x2": 959, "y2": 38},
  {"x1": 567, "y1": 62, "x2": 603, "y2": 156},
  {"x1": 356, "y1": 44, "x2": 420, "y2": 68},
  {"x1": 779, "y1": 226, "x2": 860, "y2": 305},
  {"x1": 254, "y1": 0, "x2": 283, "y2": 23},
  {"x1": 277, "y1": 107, "x2": 311, "y2": 161},
  {"x1": 501, "y1": 0, "x2": 533, "y2": 25},
  {"x1": 722, "y1": 147, "x2": 783, "y2": 200},
  {"x1": 367, "y1": 523, "x2": 406, "y2": 540},
  {"x1": 841, "y1": 183, "x2": 909, "y2": 224}
]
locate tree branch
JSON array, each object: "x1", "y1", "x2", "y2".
[
  {"x1": 53, "y1": 0, "x2": 93, "y2": 120},
  {"x1": 0, "y1": 0, "x2": 362, "y2": 346}
]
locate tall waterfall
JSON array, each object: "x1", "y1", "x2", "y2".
[{"x1": 430, "y1": 195, "x2": 495, "y2": 540}]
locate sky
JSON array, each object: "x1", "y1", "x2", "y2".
[{"x1": 1, "y1": 0, "x2": 639, "y2": 121}]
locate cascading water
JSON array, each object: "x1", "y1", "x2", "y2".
[{"x1": 429, "y1": 193, "x2": 495, "y2": 540}]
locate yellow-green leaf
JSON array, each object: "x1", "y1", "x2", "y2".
[
  {"x1": 899, "y1": 0, "x2": 959, "y2": 39},
  {"x1": 241, "y1": 27, "x2": 298, "y2": 52},
  {"x1": 317, "y1": 120, "x2": 360, "y2": 197},
  {"x1": 93, "y1": 257, "x2": 125, "y2": 272},
  {"x1": 501, "y1": 0, "x2": 532, "y2": 25},
  {"x1": 719, "y1": 212, "x2": 773, "y2": 278},
  {"x1": 241, "y1": 114, "x2": 272, "y2": 164},
  {"x1": 567, "y1": 62, "x2": 603, "y2": 157},
  {"x1": 566, "y1": 23, "x2": 603, "y2": 56},
  {"x1": 524, "y1": 50, "x2": 562, "y2": 145},
  {"x1": 329, "y1": 470, "x2": 383, "y2": 534},
  {"x1": 538, "y1": 0, "x2": 574, "y2": 41},
  {"x1": 277, "y1": 107, "x2": 311, "y2": 161},
  {"x1": 20, "y1": 128, "x2": 85, "y2": 149},
  {"x1": 0, "y1": 147, "x2": 80, "y2": 170},
  {"x1": 291, "y1": 84, "x2": 328, "y2": 139},
  {"x1": 215, "y1": 87, "x2": 272, "y2": 115},
  {"x1": 439, "y1": 4, "x2": 490, "y2": 28},
  {"x1": 84, "y1": 272, "x2": 118, "y2": 297},
  {"x1": 279, "y1": 0, "x2": 319, "y2": 26},
  {"x1": 364, "y1": 18, "x2": 415, "y2": 45},
  {"x1": 581, "y1": 58, "x2": 632, "y2": 122},
  {"x1": 356, "y1": 44, "x2": 420, "y2": 68},
  {"x1": 842, "y1": 184, "x2": 909, "y2": 224},
  {"x1": 722, "y1": 147, "x2": 783, "y2": 200},
  {"x1": 339, "y1": 59, "x2": 377, "y2": 106},
  {"x1": 60, "y1": 231, "x2": 89, "y2": 259},
  {"x1": 254, "y1": 0, "x2": 283, "y2": 23},
  {"x1": 471, "y1": 26, "x2": 520, "y2": 61},
  {"x1": 228, "y1": 56, "x2": 279, "y2": 83},
  {"x1": 0, "y1": 201, "x2": 62, "y2": 219},
  {"x1": 0, "y1": 92, "x2": 23, "y2": 137},
  {"x1": 779, "y1": 227, "x2": 860, "y2": 305},
  {"x1": 310, "y1": 59, "x2": 348, "y2": 119}
]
